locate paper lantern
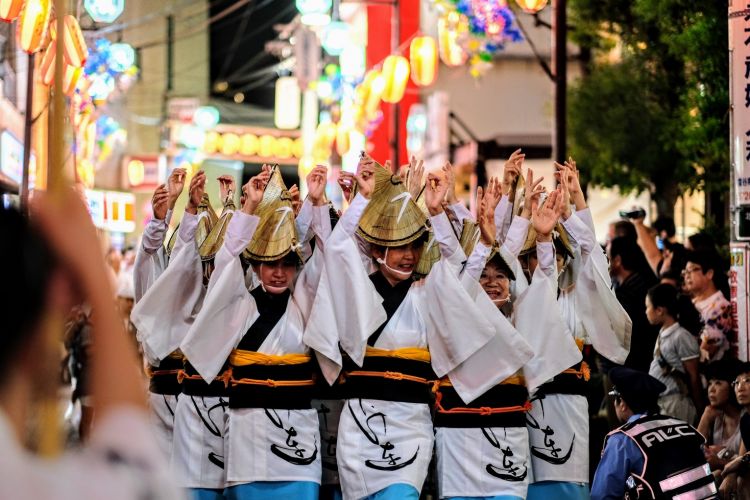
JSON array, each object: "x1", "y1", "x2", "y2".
[
  {"x1": 40, "y1": 40, "x2": 56, "y2": 85},
  {"x1": 438, "y1": 14, "x2": 467, "y2": 67},
  {"x1": 259, "y1": 135, "x2": 275, "y2": 158},
  {"x1": 515, "y1": 0, "x2": 548, "y2": 14},
  {"x1": 381, "y1": 55, "x2": 409, "y2": 104},
  {"x1": 240, "y1": 133, "x2": 258, "y2": 156},
  {"x1": 322, "y1": 20, "x2": 348, "y2": 56},
  {"x1": 127, "y1": 159, "x2": 145, "y2": 186},
  {"x1": 63, "y1": 65, "x2": 82, "y2": 95},
  {"x1": 410, "y1": 36, "x2": 438, "y2": 87},
  {"x1": 0, "y1": 0, "x2": 23, "y2": 22},
  {"x1": 274, "y1": 77, "x2": 301, "y2": 130},
  {"x1": 63, "y1": 15, "x2": 87, "y2": 67},
  {"x1": 220, "y1": 133, "x2": 240, "y2": 155},
  {"x1": 203, "y1": 131, "x2": 221, "y2": 154},
  {"x1": 273, "y1": 137, "x2": 294, "y2": 159},
  {"x1": 84, "y1": 0, "x2": 125, "y2": 23},
  {"x1": 193, "y1": 106, "x2": 220, "y2": 130},
  {"x1": 18, "y1": 0, "x2": 52, "y2": 54},
  {"x1": 336, "y1": 126, "x2": 350, "y2": 156},
  {"x1": 360, "y1": 70, "x2": 384, "y2": 118},
  {"x1": 295, "y1": 0, "x2": 331, "y2": 26},
  {"x1": 109, "y1": 42, "x2": 135, "y2": 72}
]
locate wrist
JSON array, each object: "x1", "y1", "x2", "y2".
[
  {"x1": 168, "y1": 196, "x2": 178, "y2": 210},
  {"x1": 185, "y1": 204, "x2": 197, "y2": 215},
  {"x1": 536, "y1": 233, "x2": 552, "y2": 242},
  {"x1": 243, "y1": 201, "x2": 259, "y2": 214},
  {"x1": 428, "y1": 204, "x2": 444, "y2": 216}
]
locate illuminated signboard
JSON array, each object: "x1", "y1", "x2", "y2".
[
  {"x1": 85, "y1": 188, "x2": 135, "y2": 233},
  {"x1": 0, "y1": 131, "x2": 36, "y2": 189}
]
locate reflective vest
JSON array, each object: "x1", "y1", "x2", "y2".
[{"x1": 603, "y1": 414, "x2": 716, "y2": 500}]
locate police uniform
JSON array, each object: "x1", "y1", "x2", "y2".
[{"x1": 591, "y1": 367, "x2": 715, "y2": 500}]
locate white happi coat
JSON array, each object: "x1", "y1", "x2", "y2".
[
  {"x1": 305, "y1": 193, "x2": 533, "y2": 499},
  {"x1": 132, "y1": 209, "x2": 230, "y2": 489},
  {"x1": 526, "y1": 208, "x2": 632, "y2": 485},
  {"x1": 435, "y1": 212, "x2": 580, "y2": 499},
  {"x1": 133, "y1": 209, "x2": 176, "y2": 459},
  {"x1": 180, "y1": 201, "x2": 330, "y2": 487}
]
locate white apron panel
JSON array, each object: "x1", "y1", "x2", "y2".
[
  {"x1": 171, "y1": 395, "x2": 228, "y2": 489},
  {"x1": 225, "y1": 407, "x2": 321, "y2": 485},
  {"x1": 526, "y1": 393, "x2": 589, "y2": 484},
  {"x1": 436, "y1": 426, "x2": 530, "y2": 498}
]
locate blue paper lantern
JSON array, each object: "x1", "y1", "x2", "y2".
[{"x1": 84, "y1": 0, "x2": 125, "y2": 23}]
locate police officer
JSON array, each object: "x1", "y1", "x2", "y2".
[{"x1": 591, "y1": 367, "x2": 716, "y2": 499}]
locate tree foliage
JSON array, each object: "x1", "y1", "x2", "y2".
[{"x1": 567, "y1": 0, "x2": 729, "y2": 218}]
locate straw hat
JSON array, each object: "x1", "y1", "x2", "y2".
[
  {"x1": 244, "y1": 166, "x2": 302, "y2": 262},
  {"x1": 485, "y1": 244, "x2": 517, "y2": 281},
  {"x1": 459, "y1": 219, "x2": 481, "y2": 258},
  {"x1": 198, "y1": 194, "x2": 237, "y2": 261},
  {"x1": 357, "y1": 167, "x2": 428, "y2": 247},
  {"x1": 165, "y1": 193, "x2": 217, "y2": 258}
]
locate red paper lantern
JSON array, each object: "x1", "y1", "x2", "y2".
[{"x1": 40, "y1": 40, "x2": 56, "y2": 85}]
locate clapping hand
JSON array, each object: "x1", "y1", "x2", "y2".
[{"x1": 151, "y1": 184, "x2": 169, "y2": 221}]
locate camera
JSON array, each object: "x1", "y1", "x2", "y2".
[{"x1": 619, "y1": 208, "x2": 646, "y2": 220}]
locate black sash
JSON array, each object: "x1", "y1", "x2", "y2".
[
  {"x1": 368, "y1": 271, "x2": 412, "y2": 346},
  {"x1": 237, "y1": 287, "x2": 291, "y2": 351}
]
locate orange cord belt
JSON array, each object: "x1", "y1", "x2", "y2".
[
  {"x1": 561, "y1": 361, "x2": 591, "y2": 381},
  {"x1": 434, "y1": 376, "x2": 531, "y2": 416}
]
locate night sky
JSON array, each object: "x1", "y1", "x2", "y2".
[{"x1": 209, "y1": 0, "x2": 296, "y2": 109}]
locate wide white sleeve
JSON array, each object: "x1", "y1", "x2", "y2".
[
  {"x1": 180, "y1": 211, "x2": 261, "y2": 382},
  {"x1": 431, "y1": 210, "x2": 466, "y2": 270},
  {"x1": 514, "y1": 266, "x2": 583, "y2": 391},
  {"x1": 536, "y1": 240, "x2": 556, "y2": 278},
  {"x1": 495, "y1": 195, "x2": 513, "y2": 242},
  {"x1": 463, "y1": 241, "x2": 492, "y2": 282},
  {"x1": 449, "y1": 201, "x2": 473, "y2": 234},
  {"x1": 423, "y1": 258, "x2": 532, "y2": 403},
  {"x1": 296, "y1": 198, "x2": 315, "y2": 261},
  {"x1": 304, "y1": 194, "x2": 386, "y2": 384},
  {"x1": 131, "y1": 212, "x2": 205, "y2": 364},
  {"x1": 133, "y1": 211, "x2": 172, "y2": 303},
  {"x1": 293, "y1": 204, "x2": 332, "y2": 320},
  {"x1": 500, "y1": 215, "x2": 530, "y2": 261}
]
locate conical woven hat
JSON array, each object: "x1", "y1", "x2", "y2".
[
  {"x1": 165, "y1": 193, "x2": 217, "y2": 258},
  {"x1": 244, "y1": 167, "x2": 301, "y2": 262},
  {"x1": 486, "y1": 244, "x2": 517, "y2": 281},
  {"x1": 198, "y1": 194, "x2": 237, "y2": 261},
  {"x1": 357, "y1": 169, "x2": 428, "y2": 247},
  {"x1": 459, "y1": 219, "x2": 481, "y2": 257},
  {"x1": 414, "y1": 229, "x2": 440, "y2": 276}
]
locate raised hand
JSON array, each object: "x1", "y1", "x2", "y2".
[
  {"x1": 476, "y1": 186, "x2": 495, "y2": 246},
  {"x1": 521, "y1": 168, "x2": 545, "y2": 220},
  {"x1": 483, "y1": 176, "x2": 503, "y2": 213},
  {"x1": 502, "y1": 149, "x2": 524, "y2": 196},
  {"x1": 532, "y1": 189, "x2": 563, "y2": 240},
  {"x1": 407, "y1": 156, "x2": 425, "y2": 202},
  {"x1": 307, "y1": 165, "x2": 328, "y2": 206},
  {"x1": 217, "y1": 175, "x2": 236, "y2": 205},
  {"x1": 185, "y1": 170, "x2": 206, "y2": 215},
  {"x1": 167, "y1": 167, "x2": 187, "y2": 208},
  {"x1": 289, "y1": 184, "x2": 302, "y2": 215},
  {"x1": 338, "y1": 171, "x2": 356, "y2": 202},
  {"x1": 241, "y1": 169, "x2": 270, "y2": 214},
  {"x1": 425, "y1": 172, "x2": 448, "y2": 216},
  {"x1": 355, "y1": 164, "x2": 376, "y2": 200},
  {"x1": 151, "y1": 184, "x2": 169, "y2": 220},
  {"x1": 559, "y1": 168, "x2": 572, "y2": 220},
  {"x1": 555, "y1": 156, "x2": 586, "y2": 210}
]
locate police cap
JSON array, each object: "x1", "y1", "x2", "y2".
[{"x1": 609, "y1": 366, "x2": 666, "y2": 411}]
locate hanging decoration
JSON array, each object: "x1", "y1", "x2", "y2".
[
  {"x1": 84, "y1": 0, "x2": 125, "y2": 23},
  {"x1": 18, "y1": 0, "x2": 52, "y2": 53},
  {"x1": 409, "y1": 36, "x2": 438, "y2": 86},
  {"x1": 515, "y1": 0, "x2": 547, "y2": 14},
  {"x1": 63, "y1": 15, "x2": 87, "y2": 67},
  {"x1": 380, "y1": 55, "x2": 410, "y2": 104},
  {"x1": 0, "y1": 0, "x2": 23, "y2": 22},
  {"x1": 430, "y1": 0, "x2": 524, "y2": 78}
]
